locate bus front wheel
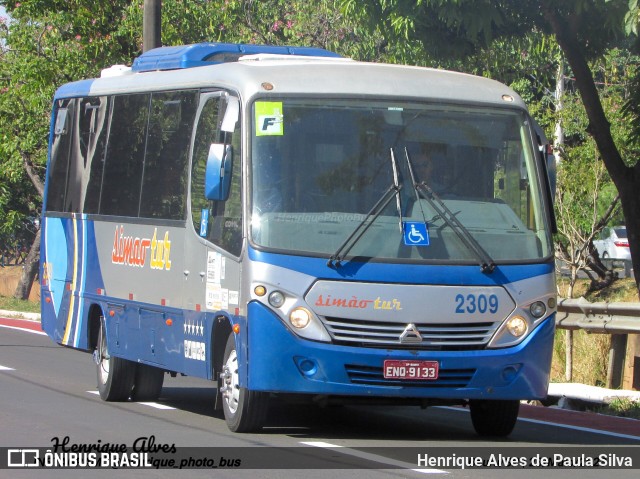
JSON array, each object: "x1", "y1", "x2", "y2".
[
  {"x1": 95, "y1": 319, "x2": 135, "y2": 401},
  {"x1": 469, "y1": 399, "x2": 519, "y2": 437},
  {"x1": 219, "y1": 334, "x2": 268, "y2": 432}
]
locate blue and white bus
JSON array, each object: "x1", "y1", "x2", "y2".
[{"x1": 41, "y1": 43, "x2": 556, "y2": 436}]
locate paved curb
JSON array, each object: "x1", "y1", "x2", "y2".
[
  {"x1": 548, "y1": 382, "x2": 640, "y2": 405},
  {"x1": 0, "y1": 309, "x2": 41, "y2": 321}
]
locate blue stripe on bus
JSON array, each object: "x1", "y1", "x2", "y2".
[{"x1": 247, "y1": 247, "x2": 554, "y2": 286}]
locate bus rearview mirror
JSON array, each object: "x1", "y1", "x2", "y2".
[{"x1": 205, "y1": 143, "x2": 233, "y2": 201}]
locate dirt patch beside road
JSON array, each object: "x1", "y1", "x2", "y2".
[{"x1": 0, "y1": 266, "x2": 39, "y2": 300}]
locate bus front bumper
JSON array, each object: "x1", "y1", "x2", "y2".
[{"x1": 246, "y1": 302, "x2": 555, "y2": 401}]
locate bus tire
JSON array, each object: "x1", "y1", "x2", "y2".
[
  {"x1": 131, "y1": 364, "x2": 164, "y2": 402},
  {"x1": 469, "y1": 399, "x2": 519, "y2": 437},
  {"x1": 95, "y1": 319, "x2": 135, "y2": 401},
  {"x1": 220, "y1": 334, "x2": 268, "y2": 432}
]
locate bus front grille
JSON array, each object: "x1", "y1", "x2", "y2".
[
  {"x1": 322, "y1": 316, "x2": 498, "y2": 350},
  {"x1": 345, "y1": 364, "x2": 476, "y2": 387}
]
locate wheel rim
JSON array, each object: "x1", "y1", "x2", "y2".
[{"x1": 221, "y1": 349, "x2": 240, "y2": 414}]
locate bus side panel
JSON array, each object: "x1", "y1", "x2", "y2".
[
  {"x1": 246, "y1": 300, "x2": 554, "y2": 400},
  {"x1": 41, "y1": 215, "x2": 106, "y2": 350},
  {"x1": 92, "y1": 220, "x2": 191, "y2": 372},
  {"x1": 41, "y1": 215, "x2": 231, "y2": 379}
]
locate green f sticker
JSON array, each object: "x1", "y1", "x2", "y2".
[{"x1": 255, "y1": 101, "x2": 284, "y2": 136}]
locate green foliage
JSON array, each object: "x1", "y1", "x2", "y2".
[
  {"x1": 340, "y1": 0, "x2": 631, "y2": 61},
  {"x1": 553, "y1": 49, "x2": 638, "y2": 266},
  {"x1": 111, "y1": 0, "x2": 387, "y2": 61},
  {"x1": 624, "y1": 0, "x2": 640, "y2": 35},
  {"x1": 599, "y1": 397, "x2": 640, "y2": 419}
]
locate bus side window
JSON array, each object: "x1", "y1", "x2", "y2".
[
  {"x1": 46, "y1": 100, "x2": 75, "y2": 212},
  {"x1": 191, "y1": 95, "x2": 242, "y2": 256},
  {"x1": 99, "y1": 94, "x2": 150, "y2": 217},
  {"x1": 140, "y1": 91, "x2": 198, "y2": 220},
  {"x1": 70, "y1": 97, "x2": 110, "y2": 214}
]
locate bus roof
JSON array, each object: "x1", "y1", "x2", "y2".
[{"x1": 54, "y1": 52, "x2": 526, "y2": 110}]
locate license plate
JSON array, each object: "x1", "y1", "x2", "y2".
[{"x1": 383, "y1": 360, "x2": 439, "y2": 380}]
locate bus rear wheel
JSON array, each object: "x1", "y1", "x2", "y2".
[
  {"x1": 131, "y1": 364, "x2": 164, "y2": 401},
  {"x1": 95, "y1": 319, "x2": 135, "y2": 401},
  {"x1": 219, "y1": 334, "x2": 268, "y2": 432},
  {"x1": 469, "y1": 399, "x2": 520, "y2": 437}
]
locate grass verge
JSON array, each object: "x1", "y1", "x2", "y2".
[
  {"x1": 597, "y1": 398, "x2": 640, "y2": 420},
  {"x1": 0, "y1": 295, "x2": 40, "y2": 314}
]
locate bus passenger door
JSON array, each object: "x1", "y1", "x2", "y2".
[{"x1": 183, "y1": 91, "x2": 243, "y2": 379}]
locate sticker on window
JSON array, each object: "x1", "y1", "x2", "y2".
[
  {"x1": 403, "y1": 221, "x2": 430, "y2": 246},
  {"x1": 199, "y1": 209, "x2": 209, "y2": 237},
  {"x1": 255, "y1": 101, "x2": 284, "y2": 136}
]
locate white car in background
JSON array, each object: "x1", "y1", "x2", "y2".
[{"x1": 593, "y1": 226, "x2": 630, "y2": 260}]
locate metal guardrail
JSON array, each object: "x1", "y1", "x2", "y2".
[
  {"x1": 555, "y1": 298, "x2": 639, "y2": 390},
  {"x1": 556, "y1": 297, "x2": 640, "y2": 334}
]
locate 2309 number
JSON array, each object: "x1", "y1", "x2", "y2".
[{"x1": 455, "y1": 293, "x2": 499, "y2": 314}]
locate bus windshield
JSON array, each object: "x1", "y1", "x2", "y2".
[{"x1": 250, "y1": 98, "x2": 552, "y2": 263}]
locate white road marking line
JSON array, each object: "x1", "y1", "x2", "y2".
[
  {"x1": 86, "y1": 391, "x2": 175, "y2": 410},
  {"x1": 138, "y1": 402, "x2": 176, "y2": 410},
  {"x1": 0, "y1": 364, "x2": 16, "y2": 371},
  {"x1": 517, "y1": 417, "x2": 640, "y2": 441},
  {"x1": 0, "y1": 324, "x2": 47, "y2": 335},
  {"x1": 303, "y1": 441, "x2": 344, "y2": 448},
  {"x1": 300, "y1": 441, "x2": 448, "y2": 474},
  {"x1": 438, "y1": 406, "x2": 640, "y2": 441}
]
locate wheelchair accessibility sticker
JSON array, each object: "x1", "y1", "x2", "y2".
[{"x1": 403, "y1": 221, "x2": 430, "y2": 246}]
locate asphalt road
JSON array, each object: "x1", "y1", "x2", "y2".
[{"x1": 0, "y1": 318, "x2": 638, "y2": 479}]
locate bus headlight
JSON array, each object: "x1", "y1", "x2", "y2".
[
  {"x1": 290, "y1": 307, "x2": 311, "y2": 329},
  {"x1": 506, "y1": 316, "x2": 528, "y2": 337},
  {"x1": 268, "y1": 290, "x2": 286, "y2": 308},
  {"x1": 529, "y1": 301, "x2": 546, "y2": 318}
]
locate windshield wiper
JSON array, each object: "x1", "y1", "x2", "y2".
[
  {"x1": 404, "y1": 148, "x2": 496, "y2": 273},
  {"x1": 390, "y1": 148, "x2": 405, "y2": 233},
  {"x1": 327, "y1": 149, "x2": 403, "y2": 268}
]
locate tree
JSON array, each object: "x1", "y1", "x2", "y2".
[
  {"x1": 340, "y1": 0, "x2": 640, "y2": 295},
  {"x1": 551, "y1": 48, "x2": 638, "y2": 295}
]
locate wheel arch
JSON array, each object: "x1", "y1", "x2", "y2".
[
  {"x1": 211, "y1": 314, "x2": 233, "y2": 381},
  {"x1": 87, "y1": 303, "x2": 106, "y2": 352}
]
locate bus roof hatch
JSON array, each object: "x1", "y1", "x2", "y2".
[{"x1": 131, "y1": 42, "x2": 341, "y2": 72}]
